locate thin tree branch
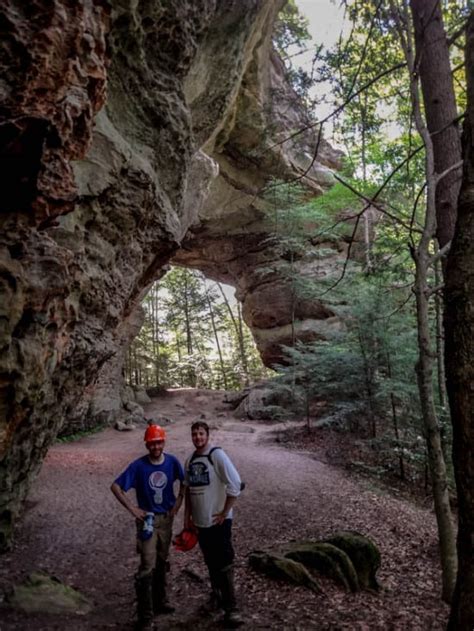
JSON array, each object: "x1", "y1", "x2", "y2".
[
  {"x1": 435, "y1": 160, "x2": 463, "y2": 185},
  {"x1": 318, "y1": 213, "x2": 362, "y2": 295},
  {"x1": 409, "y1": 181, "x2": 427, "y2": 246},
  {"x1": 332, "y1": 173, "x2": 420, "y2": 233},
  {"x1": 447, "y1": 22, "x2": 468, "y2": 47},
  {"x1": 264, "y1": 61, "x2": 407, "y2": 154},
  {"x1": 344, "y1": 0, "x2": 385, "y2": 100},
  {"x1": 426, "y1": 283, "x2": 444, "y2": 298},
  {"x1": 429, "y1": 241, "x2": 451, "y2": 266}
]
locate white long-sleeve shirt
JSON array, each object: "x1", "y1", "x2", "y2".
[{"x1": 184, "y1": 446, "x2": 241, "y2": 528}]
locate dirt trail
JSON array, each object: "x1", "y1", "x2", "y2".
[{"x1": 0, "y1": 389, "x2": 448, "y2": 630}]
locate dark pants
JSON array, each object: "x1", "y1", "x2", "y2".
[{"x1": 197, "y1": 519, "x2": 234, "y2": 573}]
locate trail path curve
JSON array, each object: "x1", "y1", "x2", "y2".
[{"x1": 0, "y1": 389, "x2": 448, "y2": 629}]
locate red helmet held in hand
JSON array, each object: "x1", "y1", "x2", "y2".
[
  {"x1": 173, "y1": 527, "x2": 198, "y2": 552},
  {"x1": 144, "y1": 425, "x2": 166, "y2": 442}
]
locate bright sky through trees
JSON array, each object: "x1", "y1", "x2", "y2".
[
  {"x1": 295, "y1": 0, "x2": 347, "y2": 123},
  {"x1": 294, "y1": 0, "x2": 401, "y2": 143},
  {"x1": 296, "y1": 0, "x2": 346, "y2": 48}
]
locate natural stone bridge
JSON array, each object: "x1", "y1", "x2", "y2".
[{"x1": 0, "y1": 0, "x2": 357, "y2": 550}]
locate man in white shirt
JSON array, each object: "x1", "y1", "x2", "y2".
[{"x1": 184, "y1": 421, "x2": 243, "y2": 628}]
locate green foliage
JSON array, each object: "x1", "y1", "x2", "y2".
[
  {"x1": 273, "y1": 1, "x2": 315, "y2": 99},
  {"x1": 56, "y1": 425, "x2": 103, "y2": 443},
  {"x1": 126, "y1": 268, "x2": 272, "y2": 391},
  {"x1": 273, "y1": 1, "x2": 311, "y2": 58}
]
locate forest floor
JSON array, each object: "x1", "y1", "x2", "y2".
[{"x1": 0, "y1": 388, "x2": 449, "y2": 630}]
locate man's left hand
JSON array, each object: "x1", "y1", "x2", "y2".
[{"x1": 212, "y1": 511, "x2": 227, "y2": 525}]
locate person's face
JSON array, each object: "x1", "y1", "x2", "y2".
[
  {"x1": 191, "y1": 427, "x2": 209, "y2": 451},
  {"x1": 146, "y1": 439, "x2": 165, "y2": 459}
]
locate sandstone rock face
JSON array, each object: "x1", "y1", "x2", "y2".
[
  {"x1": 0, "y1": 0, "x2": 348, "y2": 550},
  {"x1": 1, "y1": 0, "x2": 235, "y2": 550}
]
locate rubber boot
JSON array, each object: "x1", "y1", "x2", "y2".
[
  {"x1": 152, "y1": 560, "x2": 175, "y2": 615},
  {"x1": 218, "y1": 566, "x2": 244, "y2": 628},
  {"x1": 210, "y1": 567, "x2": 224, "y2": 610},
  {"x1": 200, "y1": 568, "x2": 223, "y2": 614},
  {"x1": 135, "y1": 574, "x2": 154, "y2": 630}
]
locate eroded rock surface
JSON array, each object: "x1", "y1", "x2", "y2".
[{"x1": 1, "y1": 0, "x2": 256, "y2": 549}]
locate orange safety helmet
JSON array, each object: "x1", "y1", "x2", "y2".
[
  {"x1": 144, "y1": 425, "x2": 166, "y2": 442},
  {"x1": 173, "y1": 527, "x2": 198, "y2": 552}
]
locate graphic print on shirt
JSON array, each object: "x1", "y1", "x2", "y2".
[
  {"x1": 188, "y1": 461, "x2": 210, "y2": 487},
  {"x1": 149, "y1": 470, "x2": 168, "y2": 504}
]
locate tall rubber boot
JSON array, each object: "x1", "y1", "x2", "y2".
[
  {"x1": 210, "y1": 567, "x2": 224, "y2": 609},
  {"x1": 200, "y1": 567, "x2": 223, "y2": 614},
  {"x1": 135, "y1": 574, "x2": 154, "y2": 630},
  {"x1": 218, "y1": 566, "x2": 244, "y2": 628},
  {"x1": 152, "y1": 560, "x2": 175, "y2": 615}
]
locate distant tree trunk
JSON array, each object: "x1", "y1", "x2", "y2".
[
  {"x1": 217, "y1": 284, "x2": 250, "y2": 386},
  {"x1": 445, "y1": 12, "x2": 474, "y2": 629},
  {"x1": 360, "y1": 92, "x2": 368, "y2": 184},
  {"x1": 357, "y1": 327, "x2": 376, "y2": 437},
  {"x1": 410, "y1": 0, "x2": 462, "y2": 252},
  {"x1": 175, "y1": 331, "x2": 182, "y2": 361},
  {"x1": 386, "y1": 352, "x2": 405, "y2": 481},
  {"x1": 151, "y1": 285, "x2": 161, "y2": 387},
  {"x1": 205, "y1": 290, "x2": 228, "y2": 390},
  {"x1": 183, "y1": 274, "x2": 193, "y2": 355},
  {"x1": 236, "y1": 303, "x2": 250, "y2": 386}
]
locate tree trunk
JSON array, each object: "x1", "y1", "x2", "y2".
[
  {"x1": 414, "y1": 252, "x2": 457, "y2": 602},
  {"x1": 392, "y1": 0, "x2": 457, "y2": 601},
  {"x1": 410, "y1": 0, "x2": 462, "y2": 251},
  {"x1": 434, "y1": 257, "x2": 447, "y2": 410},
  {"x1": 205, "y1": 290, "x2": 228, "y2": 390},
  {"x1": 357, "y1": 327, "x2": 376, "y2": 438},
  {"x1": 445, "y1": 12, "x2": 474, "y2": 629},
  {"x1": 183, "y1": 274, "x2": 193, "y2": 355},
  {"x1": 386, "y1": 352, "x2": 405, "y2": 481},
  {"x1": 217, "y1": 283, "x2": 250, "y2": 386},
  {"x1": 236, "y1": 303, "x2": 250, "y2": 386}
]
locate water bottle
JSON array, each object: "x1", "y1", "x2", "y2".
[{"x1": 139, "y1": 512, "x2": 154, "y2": 541}]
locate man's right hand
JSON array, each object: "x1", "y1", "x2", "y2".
[{"x1": 130, "y1": 506, "x2": 147, "y2": 521}]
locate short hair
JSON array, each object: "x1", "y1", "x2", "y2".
[{"x1": 191, "y1": 421, "x2": 209, "y2": 435}]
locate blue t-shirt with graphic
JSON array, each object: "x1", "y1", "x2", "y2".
[{"x1": 115, "y1": 454, "x2": 184, "y2": 514}]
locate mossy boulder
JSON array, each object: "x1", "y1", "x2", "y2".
[
  {"x1": 249, "y1": 551, "x2": 321, "y2": 592},
  {"x1": 283, "y1": 542, "x2": 359, "y2": 591},
  {"x1": 249, "y1": 532, "x2": 380, "y2": 593},
  {"x1": 6, "y1": 572, "x2": 93, "y2": 615},
  {"x1": 324, "y1": 531, "x2": 381, "y2": 590}
]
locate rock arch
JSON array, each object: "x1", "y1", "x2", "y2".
[{"x1": 0, "y1": 0, "x2": 350, "y2": 549}]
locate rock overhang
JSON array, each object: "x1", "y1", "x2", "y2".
[{"x1": 0, "y1": 0, "x2": 351, "y2": 551}]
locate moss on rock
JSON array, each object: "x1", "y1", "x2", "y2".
[
  {"x1": 249, "y1": 551, "x2": 321, "y2": 592},
  {"x1": 249, "y1": 531, "x2": 380, "y2": 594},
  {"x1": 283, "y1": 542, "x2": 359, "y2": 592},
  {"x1": 6, "y1": 572, "x2": 93, "y2": 615},
  {"x1": 324, "y1": 531, "x2": 381, "y2": 591}
]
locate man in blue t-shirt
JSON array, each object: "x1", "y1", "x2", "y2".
[{"x1": 111, "y1": 424, "x2": 184, "y2": 630}]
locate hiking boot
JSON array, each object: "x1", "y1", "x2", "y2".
[
  {"x1": 199, "y1": 589, "x2": 224, "y2": 614},
  {"x1": 135, "y1": 574, "x2": 154, "y2": 630},
  {"x1": 152, "y1": 561, "x2": 175, "y2": 615},
  {"x1": 218, "y1": 566, "x2": 243, "y2": 628},
  {"x1": 223, "y1": 609, "x2": 244, "y2": 628},
  {"x1": 154, "y1": 601, "x2": 175, "y2": 615},
  {"x1": 134, "y1": 620, "x2": 154, "y2": 631}
]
